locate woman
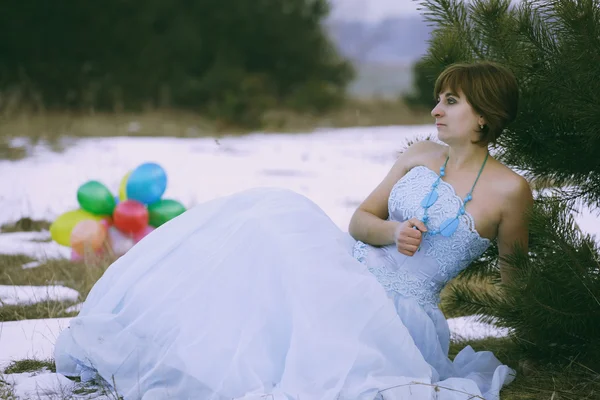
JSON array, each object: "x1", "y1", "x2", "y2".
[{"x1": 55, "y1": 61, "x2": 532, "y2": 400}]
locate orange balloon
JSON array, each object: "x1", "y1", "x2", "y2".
[{"x1": 70, "y1": 220, "x2": 107, "y2": 255}]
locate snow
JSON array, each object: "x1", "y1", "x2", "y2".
[
  {"x1": 448, "y1": 315, "x2": 510, "y2": 341},
  {"x1": 0, "y1": 318, "x2": 71, "y2": 370},
  {"x1": 22, "y1": 261, "x2": 44, "y2": 270},
  {"x1": 0, "y1": 126, "x2": 419, "y2": 231},
  {"x1": 5, "y1": 371, "x2": 79, "y2": 399},
  {"x1": 0, "y1": 285, "x2": 79, "y2": 306},
  {"x1": 0, "y1": 231, "x2": 70, "y2": 261}
]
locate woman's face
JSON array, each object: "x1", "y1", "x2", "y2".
[{"x1": 431, "y1": 88, "x2": 484, "y2": 145}]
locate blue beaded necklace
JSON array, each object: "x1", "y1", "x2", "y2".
[{"x1": 420, "y1": 152, "x2": 488, "y2": 237}]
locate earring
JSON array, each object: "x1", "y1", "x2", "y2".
[{"x1": 479, "y1": 124, "x2": 485, "y2": 130}]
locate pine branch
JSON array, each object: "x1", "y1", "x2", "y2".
[
  {"x1": 514, "y1": 0, "x2": 559, "y2": 63},
  {"x1": 426, "y1": 28, "x2": 474, "y2": 66},
  {"x1": 484, "y1": 2, "x2": 600, "y2": 211},
  {"x1": 441, "y1": 277, "x2": 505, "y2": 318},
  {"x1": 416, "y1": 0, "x2": 469, "y2": 29},
  {"x1": 469, "y1": 0, "x2": 518, "y2": 60},
  {"x1": 497, "y1": 198, "x2": 600, "y2": 364},
  {"x1": 416, "y1": 0, "x2": 485, "y2": 59}
]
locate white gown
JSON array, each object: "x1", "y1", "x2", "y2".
[{"x1": 54, "y1": 166, "x2": 515, "y2": 399}]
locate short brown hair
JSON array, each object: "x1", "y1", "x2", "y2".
[{"x1": 434, "y1": 61, "x2": 519, "y2": 145}]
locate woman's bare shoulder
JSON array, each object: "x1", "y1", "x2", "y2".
[
  {"x1": 397, "y1": 140, "x2": 446, "y2": 169},
  {"x1": 492, "y1": 161, "x2": 533, "y2": 206}
]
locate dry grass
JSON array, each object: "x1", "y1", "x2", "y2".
[
  {"x1": 450, "y1": 338, "x2": 600, "y2": 400},
  {"x1": 0, "y1": 251, "x2": 111, "y2": 321},
  {"x1": 0, "y1": 219, "x2": 112, "y2": 320},
  {"x1": 261, "y1": 99, "x2": 433, "y2": 132},
  {"x1": 0, "y1": 383, "x2": 16, "y2": 400},
  {"x1": 0, "y1": 101, "x2": 432, "y2": 160},
  {"x1": 0, "y1": 254, "x2": 107, "y2": 297},
  {"x1": 0, "y1": 218, "x2": 51, "y2": 233},
  {"x1": 3, "y1": 359, "x2": 56, "y2": 375}
]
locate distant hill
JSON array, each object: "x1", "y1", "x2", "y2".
[
  {"x1": 325, "y1": 16, "x2": 432, "y2": 64},
  {"x1": 324, "y1": 16, "x2": 433, "y2": 98}
]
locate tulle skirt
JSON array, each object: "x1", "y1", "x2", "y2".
[{"x1": 55, "y1": 188, "x2": 514, "y2": 399}]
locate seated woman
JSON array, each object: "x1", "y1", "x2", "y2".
[{"x1": 54, "y1": 61, "x2": 532, "y2": 400}]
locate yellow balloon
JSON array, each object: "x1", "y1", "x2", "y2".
[
  {"x1": 50, "y1": 209, "x2": 104, "y2": 247},
  {"x1": 119, "y1": 171, "x2": 132, "y2": 201}
]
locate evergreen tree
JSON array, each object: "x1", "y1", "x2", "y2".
[
  {"x1": 415, "y1": 0, "x2": 600, "y2": 367},
  {"x1": 0, "y1": 0, "x2": 354, "y2": 126}
]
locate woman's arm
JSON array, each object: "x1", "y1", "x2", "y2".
[
  {"x1": 496, "y1": 176, "x2": 534, "y2": 284},
  {"x1": 349, "y1": 140, "x2": 433, "y2": 246}
]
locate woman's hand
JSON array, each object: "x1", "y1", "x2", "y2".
[{"x1": 393, "y1": 218, "x2": 428, "y2": 256}]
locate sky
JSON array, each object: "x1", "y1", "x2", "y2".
[
  {"x1": 329, "y1": 0, "x2": 421, "y2": 22},
  {"x1": 328, "y1": 0, "x2": 523, "y2": 22}
]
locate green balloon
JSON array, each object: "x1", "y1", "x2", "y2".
[
  {"x1": 77, "y1": 180, "x2": 116, "y2": 215},
  {"x1": 148, "y1": 199, "x2": 186, "y2": 227}
]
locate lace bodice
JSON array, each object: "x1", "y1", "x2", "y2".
[{"x1": 353, "y1": 166, "x2": 491, "y2": 308}]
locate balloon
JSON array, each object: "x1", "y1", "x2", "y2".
[
  {"x1": 70, "y1": 220, "x2": 107, "y2": 256},
  {"x1": 133, "y1": 225, "x2": 155, "y2": 243},
  {"x1": 100, "y1": 216, "x2": 112, "y2": 229},
  {"x1": 119, "y1": 171, "x2": 132, "y2": 201},
  {"x1": 50, "y1": 209, "x2": 105, "y2": 247},
  {"x1": 126, "y1": 163, "x2": 167, "y2": 204},
  {"x1": 70, "y1": 249, "x2": 83, "y2": 262},
  {"x1": 77, "y1": 180, "x2": 116, "y2": 215},
  {"x1": 107, "y1": 226, "x2": 135, "y2": 256},
  {"x1": 148, "y1": 199, "x2": 186, "y2": 227},
  {"x1": 113, "y1": 200, "x2": 149, "y2": 235}
]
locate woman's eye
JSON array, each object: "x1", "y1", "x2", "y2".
[{"x1": 447, "y1": 98, "x2": 456, "y2": 104}]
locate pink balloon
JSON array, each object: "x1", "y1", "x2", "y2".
[
  {"x1": 100, "y1": 217, "x2": 112, "y2": 229},
  {"x1": 107, "y1": 226, "x2": 135, "y2": 256},
  {"x1": 133, "y1": 226, "x2": 155, "y2": 243},
  {"x1": 70, "y1": 249, "x2": 83, "y2": 262}
]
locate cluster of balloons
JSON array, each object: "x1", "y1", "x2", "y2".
[{"x1": 50, "y1": 162, "x2": 186, "y2": 261}]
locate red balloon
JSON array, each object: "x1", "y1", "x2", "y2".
[{"x1": 113, "y1": 200, "x2": 149, "y2": 235}]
